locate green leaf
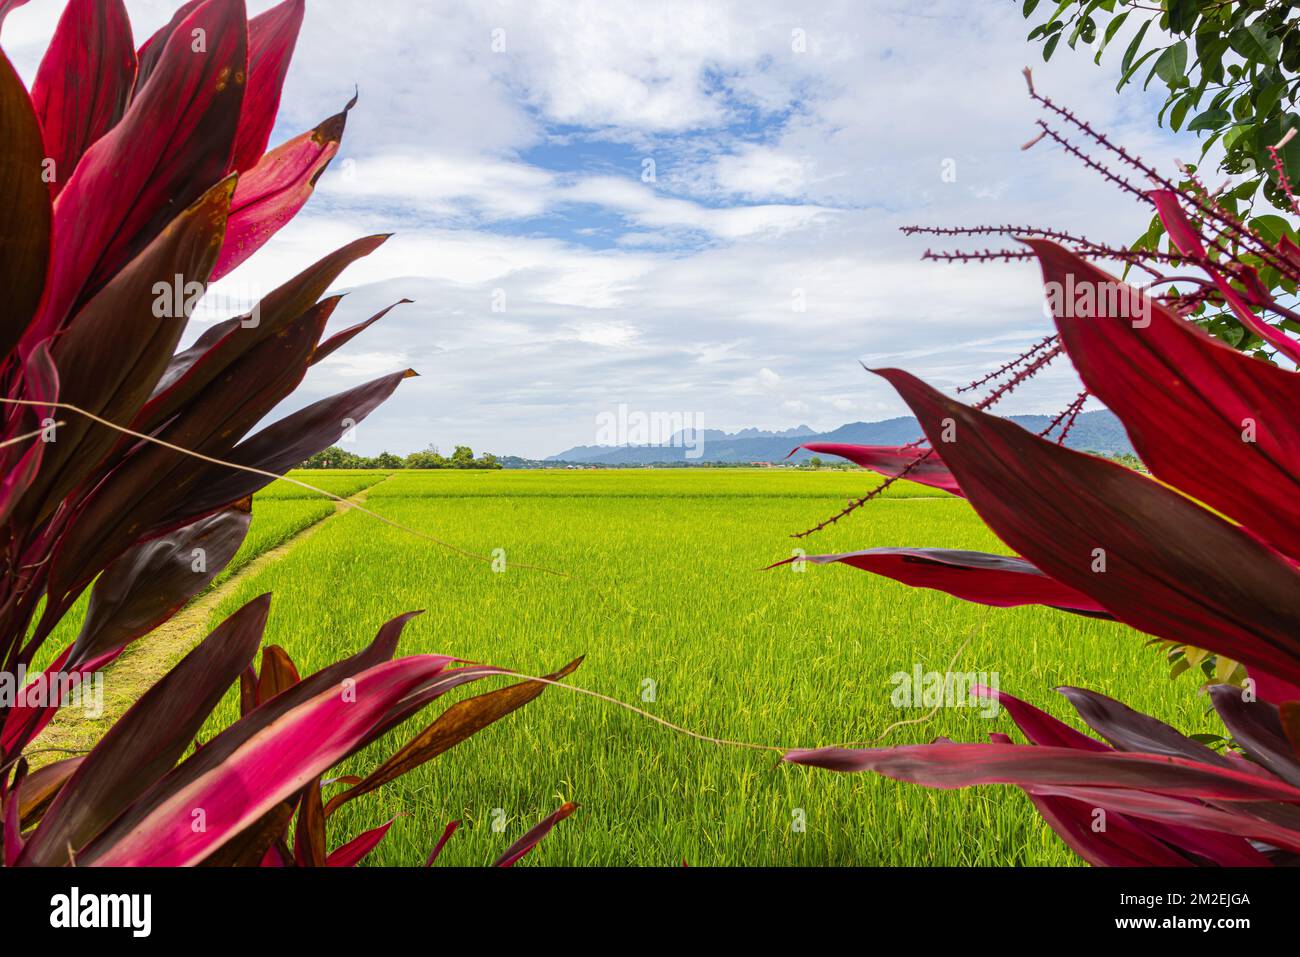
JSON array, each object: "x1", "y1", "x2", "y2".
[
  {"x1": 1043, "y1": 32, "x2": 1061, "y2": 61},
  {"x1": 1118, "y1": 46, "x2": 1158, "y2": 92},
  {"x1": 1250, "y1": 214, "x2": 1292, "y2": 245},
  {"x1": 1120, "y1": 18, "x2": 1151, "y2": 74},
  {"x1": 1170, "y1": 96, "x2": 1192, "y2": 132},
  {"x1": 1187, "y1": 108, "x2": 1230, "y2": 132},
  {"x1": 1152, "y1": 40, "x2": 1188, "y2": 88},
  {"x1": 1228, "y1": 22, "x2": 1281, "y2": 65},
  {"x1": 1166, "y1": 0, "x2": 1198, "y2": 35}
]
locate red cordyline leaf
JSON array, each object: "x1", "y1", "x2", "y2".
[
  {"x1": 984, "y1": 732, "x2": 1197, "y2": 866},
  {"x1": 425, "y1": 819, "x2": 460, "y2": 865},
  {"x1": 1028, "y1": 238, "x2": 1300, "y2": 567},
  {"x1": 0, "y1": 344, "x2": 58, "y2": 527},
  {"x1": 67, "y1": 504, "x2": 251, "y2": 666},
  {"x1": 232, "y1": 0, "x2": 305, "y2": 173},
  {"x1": 1209, "y1": 685, "x2": 1300, "y2": 788},
  {"x1": 797, "y1": 442, "x2": 962, "y2": 496},
  {"x1": 326, "y1": 818, "x2": 395, "y2": 867},
  {"x1": 20, "y1": 177, "x2": 236, "y2": 526},
  {"x1": 312, "y1": 299, "x2": 411, "y2": 366},
  {"x1": 493, "y1": 802, "x2": 579, "y2": 867},
  {"x1": 871, "y1": 366, "x2": 1300, "y2": 693},
  {"x1": 81, "y1": 653, "x2": 459, "y2": 866},
  {"x1": 31, "y1": 0, "x2": 136, "y2": 198},
  {"x1": 4, "y1": 774, "x2": 23, "y2": 865},
  {"x1": 0, "y1": 48, "x2": 52, "y2": 360},
  {"x1": 972, "y1": 687, "x2": 1275, "y2": 866},
  {"x1": 212, "y1": 97, "x2": 354, "y2": 282},
  {"x1": 132, "y1": 1, "x2": 203, "y2": 95},
  {"x1": 23, "y1": 0, "x2": 246, "y2": 356},
  {"x1": 18, "y1": 595, "x2": 270, "y2": 865},
  {"x1": 973, "y1": 685, "x2": 1106, "y2": 752},
  {"x1": 769, "y1": 548, "x2": 1109, "y2": 616},
  {"x1": 783, "y1": 742, "x2": 1300, "y2": 802}
]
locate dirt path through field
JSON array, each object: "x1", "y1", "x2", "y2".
[{"x1": 29, "y1": 476, "x2": 392, "y2": 763}]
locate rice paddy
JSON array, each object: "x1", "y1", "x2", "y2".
[{"x1": 174, "y1": 467, "x2": 1213, "y2": 866}]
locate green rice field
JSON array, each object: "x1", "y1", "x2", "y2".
[{"x1": 186, "y1": 468, "x2": 1211, "y2": 866}]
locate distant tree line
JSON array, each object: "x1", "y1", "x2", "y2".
[{"x1": 301, "y1": 445, "x2": 502, "y2": 470}]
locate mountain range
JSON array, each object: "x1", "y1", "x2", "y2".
[{"x1": 545, "y1": 410, "x2": 1133, "y2": 465}]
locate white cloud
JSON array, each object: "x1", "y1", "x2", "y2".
[{"x1": 2, "y1": 0, "x2": 1201, "y2": 458}]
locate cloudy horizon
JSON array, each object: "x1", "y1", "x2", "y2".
[{"x1": 5, "y1": 0, "x2": 1189, "y2": 458}]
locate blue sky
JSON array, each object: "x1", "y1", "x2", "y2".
[{"x1": 4, "y1": 1, "x2": 1187, "y2": 457}]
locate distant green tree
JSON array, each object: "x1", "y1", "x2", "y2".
[
  {"x1": 450, "y1": 445, "x2": 475, "y2": 468},
  {"x1": 372, "y1": 451, "x2": 404, "y2": 469},
  {"x1": 301, "y1": 446, "x2": 366, "y2": 469},
  {"x1": 404, "y1": 446, "x2": 447, "y2": 469},
  {"x1": 477, "y1": 452, "x2": 503, "y2": 470}
]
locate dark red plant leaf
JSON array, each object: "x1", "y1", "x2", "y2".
[
  {"x1": 798, "y1": 442, "x2": 962, "y2": 496},
  {"x1": 24, "y1": 0, "x2": 246, "y2": 353},
  {"x1": 198, "y1": 801, "x2": 294, "y2": 867},
  {"x1": 425, "y1": 819, "x2": 459, "y2": 865},
  {"x1": 18, "y1": 757, "x2": 83, "y2": 829},
  {"x1": 1027, "y1": 237, "x2": 1300, "y2": 565},
  {"x1": 326, "y1": 818, "x2": 395, "y2": 867},
  {"x1": 76, "y1": 614, "x2": 429, "y2": 862},
  {"x1": 256, "y1": 645, "x2": 302, "y2": 705},
  {"x1": 23, "y1": 177, "x2": 236, "y2": 524},
  {"x1": 0, "y1": 48, "x2": 52, "y2": 359},
  {"x1": 984, "y1": 733, "x2": 1191, "y2": 866},
  {"x1": 492, "y1": 802, "x2": 578, "y2": 867},
  {"x1": 45, "y1": 299, "x2": 336, "y2": 606},
  {"x1": 20, "y1": 594, "x2": 269, "y2": 865},
  {"x1": 0, "y1": 344, "x2": 58, "y2": 527},
  {"x1": 311, "y1": 299, "x2": 411, "y2": 366},
  {"x1": 1209, "y1": 685, "x2": 1300, "y2": 788},
  {"x1": 783, "y1": 741, "x2": 1300, "y2": 801},
  {"x1": 31, "y1": 0, "x2": 136, "y2": 197},
  {"x1": 141, "y1": 234, "x2": 389, "y2": 428},
  {"x1": 1283, "y1": 704, "x2": 1300, "y2": 762},
  {"x1": 81, "y1": 653, "x2": 459, "y2": 866},
  {"x1": 131, "y1": 0, "x2": 203, "y2": 96},
  {"x1": 975, "y1": 686, "x2": 1108, "y2": 751},
  {"x1": 771, "y1": 547, "x2": 1110, "y2": 617},
  {"x1": 212, "y1": 99, "x2": 353, "y2": 281},
  {"x1": 231, "y1": 0, "x2": 305, "y2": 173},
  {"x1": 293, "y1": 776, "x2": 326, "y2": 866},
  {"x1": 1026, "y1": 784, "x2": 1300, "y2": 855},
  {"x1": 4, "y1": 773, "x2": 23, "y2": 865},
  {"x1": 68, "y1": 502, "x2": 252, "y2": 667},
  {"x1": 873, "y1": 367, "x2": 1300, "y2": 692},
  {"x1": 988, "y1": 702, "x2": 1269, "y2": 865},
  {"x1": 1056, "y1": 686, "x2": 1233, "y2": 767}
]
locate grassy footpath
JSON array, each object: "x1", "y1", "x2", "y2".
[{"x1": 192, "y1": 468, "x2": 1209, "y2": 867}]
